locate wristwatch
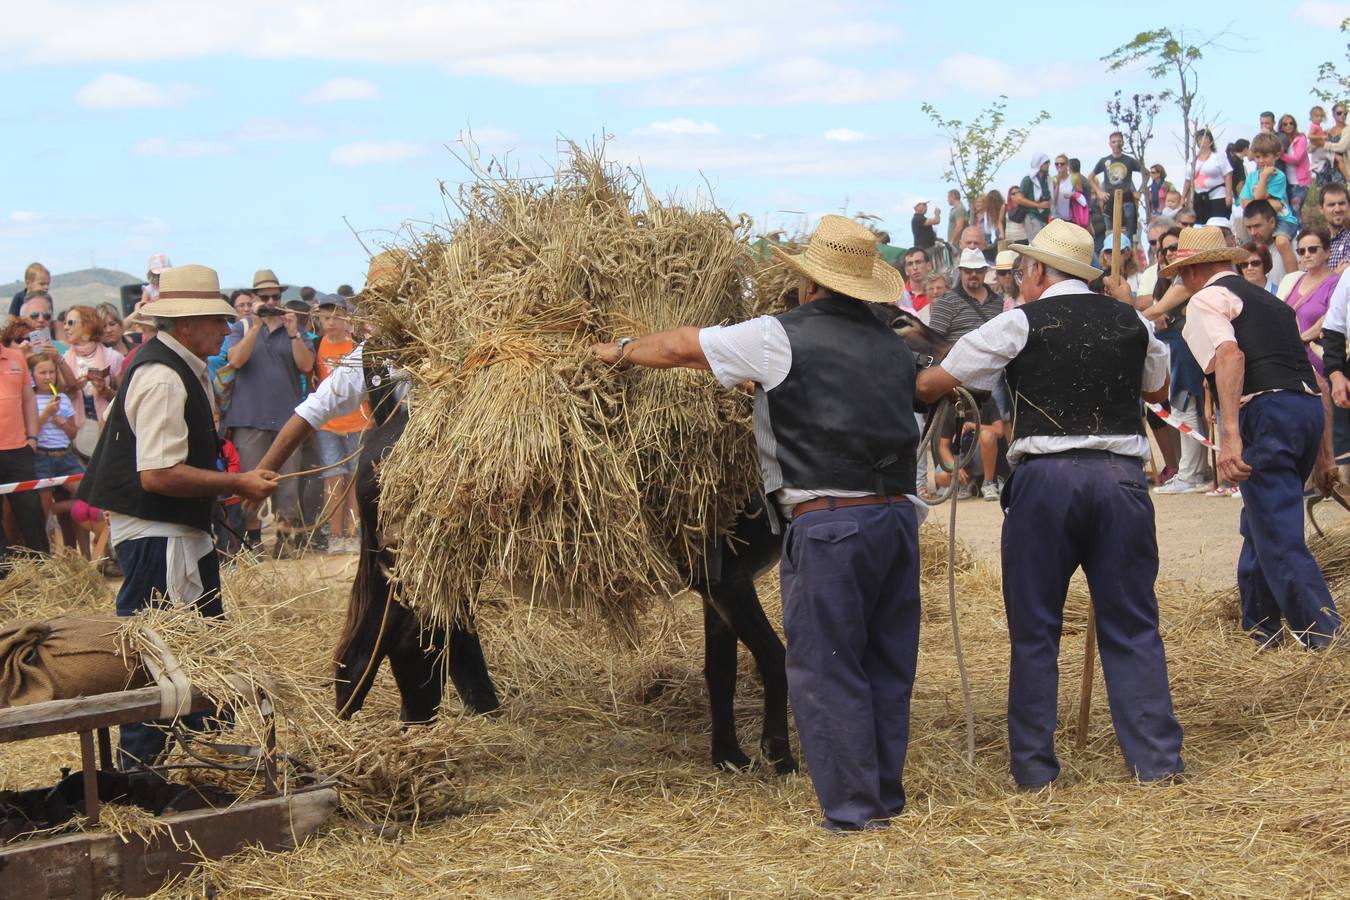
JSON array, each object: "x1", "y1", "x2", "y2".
[{"x1": 615, "y1": 337, "x2": 635, "y2": 361}]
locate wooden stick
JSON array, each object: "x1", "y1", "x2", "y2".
[{"x1": 1077, "y1": 189, "x2": 1124, "y2": 753}]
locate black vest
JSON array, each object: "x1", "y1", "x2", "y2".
[
  {"x1": 1006, "y1": 292, "x2": 1148, "y2": 439},
  {"x1": 756, "y1": 295, "x2": 918, "y2": 495},
  {"x1": 360, "y1": 344, "x2": 403, "y2": 429},
  {"x1": 1215, "y1": 274, "x2": 1318, "y2": 395},
  {"x1": 77, "y1": 338, "x2": 219, "y2": 531}
]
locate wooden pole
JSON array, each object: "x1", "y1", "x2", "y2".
[{"x1": 1076, "y1": 189, "x2": 1124, "y2": 753}]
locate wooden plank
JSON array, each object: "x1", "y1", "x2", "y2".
[{"x1": 0, "y1": 687, "x2": 214, "y2": 743}]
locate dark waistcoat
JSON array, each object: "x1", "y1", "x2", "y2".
[{"x1": 1214, "y1": 274, "x2": 1317, "y2": 395}]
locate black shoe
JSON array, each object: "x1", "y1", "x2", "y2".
[{"x1": 243, "y1": 529, "x2": 262, "y2": 552}]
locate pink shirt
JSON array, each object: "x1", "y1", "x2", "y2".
[
  {"x1": 1181, "y1": 272, "x2": 1241, "y2": 375},
  {"x1": 1283, "y1": 134, "x2": 1311, "y2": 187}
]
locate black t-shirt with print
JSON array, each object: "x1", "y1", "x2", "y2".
[{"x1": 1092, "y1": 153, "x2": 1143, "y2": 203}]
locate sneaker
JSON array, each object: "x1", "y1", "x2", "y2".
[
  {"x1": 981, "y1": 482, "x2": 1000, "y2": 501},
  {"x1": 1151, "y1": 465, "x2": 1177, "y2": 486},
  {"x1": 1153, "y1": 477, "x2": 1204, "y2": 495}
]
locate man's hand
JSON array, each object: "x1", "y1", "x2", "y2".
[
  {"x1": 1313, "y1": 450, "x2": 1340, "y2": 496},
  {"x1": 1333, "y1": 371, "x2": 1350, "y2": 408},
  {"x1": 283, "y1": 312, "x2": 299, "y2": 338},
  {"x1": 592, "y1": 341, "x2": 623, "y2": 366},
  {"x1": 1217, "y1": 434, "x2": 1253, "y2": 483},
  {"x1": 1102, "y1": 274, "x2": 1133, "y2": 304},
  {"x1": 235, "y1": 470, "x2": 279, "y2": 503}
]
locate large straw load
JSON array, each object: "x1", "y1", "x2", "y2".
[{"x1": 361, "y1": 144, "x2": 764, "y2": 636}]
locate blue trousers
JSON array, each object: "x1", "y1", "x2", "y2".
[
  {"x1": 1236, "y1": 392, "x2": 1341, "y2": 647},
  {"x1": 114, "y1": 536, "x2": 224, "y2": 769},
  {"x1": 1001, "y1": 454, "x2": 1184, "y2": 786},
  {"x1": 781, "y1": 501, "x2": 920, "y2": 830}
]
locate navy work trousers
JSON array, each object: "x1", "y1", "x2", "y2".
[
  {"x1": 1001, "y1": 454, "x2": 1184, "y2": 786},
  {"x1": 781, "y1": 501, "x2": 920, "y2": 830},
  {"x1": 114, "y1": 536, "x2": 225, "y2": 769},
  {"x1": 1236, "y1": 391, "x2": 1341, "y2": 646}
]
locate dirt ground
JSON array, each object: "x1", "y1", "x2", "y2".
[{"x1": 938, "y1": 490, "x2": 1349, "y2": 590}]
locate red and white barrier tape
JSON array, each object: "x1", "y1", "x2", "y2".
[
  {"x1": 1146, "y1": 403, "x2": 1218, "y2": 450},
  {"x1": 0, "y1": 473, "x2": 82, "y2": 496}
]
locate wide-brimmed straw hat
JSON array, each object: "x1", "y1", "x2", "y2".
[
  {"x1": 1160, "y1": 226, "x2": 1248, "y2": 278},
  {"x1": 994, "y1": 250, "x2": 1019, "y2": 271},
  {"x1": 363, "y1": 250, "x2": 408, "y2": 293},
  {"x1": 770, "y1": 215, "x2": 901, "y2": 303},
  {"x1": 1011, "y1": 219, "x2": 1102, "y2": 281},
  {"x1": 252, "y1": 268, "x2": 288, "y2": 292},
  {"x1": 135, "y1": 265, "x2": 237, "y2": 320}
]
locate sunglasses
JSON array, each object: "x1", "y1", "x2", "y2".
[
  {"x1": 256, "y1": 293, "x2": 282, "y2": 302},
  {"x1": 1055, "y1": 161, "x2": 1067, "y2": 167},
  {"x1": 27, "y1": 312, "x2": 52, "y2": 321},
  {"x1": 1337, "y1": 110, "x2": 1347, "y2": 117},
  {"x1": 1241, "y1": 259, "x2": 1265, "y2": 269},
  {"x1": 1160, "y1": 244, "x2": 1178, "y2": 254},
  {"x1": 1296, "y1": 245, "x2": 1325, "y2": 255}
]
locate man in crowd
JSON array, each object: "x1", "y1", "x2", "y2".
[
  {"x1": 76, "y1": 264, "x2": 276, "y2": 767},
  {"x1": 911, "y1": 201, "x2": 939, "y2": 250},
  {"x1": 1320, "y1": 183, "x2": 1350, "y2": 272},
  {"x1": 947, "y1": 189, "x2": 968, "y2": 247},
  {"x1": 1242, "y1": 199, "x2": 1295, "y2": 285},
  {"x1": 1259, "y1": 111, "x2": 1276, "y2": 134},
  {"x1": 1136, "y1": 220, "x2": 1173, "y2": 298},
  {"x1": 900, "y1": 247, "x2": 933, "y2": 313},
  {"x1": 222, "y1": 268, "x2": 314, "y2": 557},
  {"x1": 929, "y1": 249, "x2": 1003, "y2": 342},
  {"x1": 916, "y1": 219, "x2": 1185, "y2": 788},
  {"x1": 589, "y1": 215, "x2": 923, "y2": 833},
  {"x1": 1175, "y1": 227, "x2": 1341, "y2": 649},
  {"x1": 1091, "y1": 132, "x2": 1143, "y2": 244},
  {"x1": 9, "y1": 262, "x2": 50, "y2": 317},
  {"x1": 0, "y1": 315, "x2": 49, "y2": 554}
]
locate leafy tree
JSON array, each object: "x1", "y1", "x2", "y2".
[
  {"x1": 1103, "y1": 27, "x2": 1233, "y2": 171},
  {"x1": 921, "y1": 96, "x2": 1050, "y2": 214},
  {"x1": 1314, "y1": 17, "x2": 1350, "y2": 105}
]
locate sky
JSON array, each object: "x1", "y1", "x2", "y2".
[{"x1": 3, "y1": 1, "x2": 1350, "y2": 290}]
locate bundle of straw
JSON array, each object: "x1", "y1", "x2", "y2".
[{"x1": 362, "y1": 143, "x2": 761, "y2": 636}]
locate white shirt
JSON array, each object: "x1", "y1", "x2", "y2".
[
  {"x1": 698, "y1": 317, "x2": 927, "y2": 522},
  {"x1": 1324, "y1": 266, "x2": 1350, "y2": 335},
  {"x1": 938, "y1": 279, "x2": 1170, "y2": 465},
  {"x1": 294, "y1": 343, "x2": 408, "y2": 430}
]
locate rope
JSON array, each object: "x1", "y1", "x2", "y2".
[{"x1": 917, "y1": 389, "x2": 981, "y2": 767}]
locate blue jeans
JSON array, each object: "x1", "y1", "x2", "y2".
[
  {"x1": 1001, "y1": 453, "x2": 1184, "y2": 785},
  {"x1": 781, "y1": 501, "x2": 920, "y2": 829},
  {"x1": 1236, "y1": 392, "x2": 1341, "y2": 646},
  {"x1": 114, "y1": 536, "x2": 225, "y2": 769}
]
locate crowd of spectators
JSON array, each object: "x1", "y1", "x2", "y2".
[
  {"x1": 907, "y1": 107, "x2": 1350, "y2": 500},
  {"x1": 0, "y1": 257, "x2": 370, "y2": 563}
]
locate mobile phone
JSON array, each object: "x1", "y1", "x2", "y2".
[{"x1": 29, "y1": 327, "x2": 50, "y2": 350}]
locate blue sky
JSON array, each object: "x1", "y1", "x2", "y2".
[{"x1": 3, "y1": 1, "x2": 1350, "y2": 289}]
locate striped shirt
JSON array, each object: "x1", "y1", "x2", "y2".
[{"x1": 926, "y1": 284, "x2": 1005, "y2": 342}]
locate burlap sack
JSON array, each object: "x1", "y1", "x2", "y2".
[{"x1": 0, "y1": 615, "x2": 149, "y2": 707}]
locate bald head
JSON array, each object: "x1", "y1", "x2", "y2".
[{"x1": 959, "y1": 226, "x2": 985, "y2": 252}]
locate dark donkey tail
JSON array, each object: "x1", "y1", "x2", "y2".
[{"x1": 334, "y1": 497, "x2": 389, "y2": 673}]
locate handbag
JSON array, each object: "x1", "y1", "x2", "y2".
[{"x1": 1070, "y1": 191, "x2": 1091, "y2": 228}]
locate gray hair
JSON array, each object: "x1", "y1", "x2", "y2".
[{"x1": 150, "y1": 316, "x2": 177, "y2": 332}]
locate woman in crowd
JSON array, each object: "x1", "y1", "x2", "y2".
[
  {"x1": 1277, "y1": 225, "x2": 1337, "y2": 377},
  {"x1": 95, "y1": 302, "x2": 132, "y2": 354},
  {"x1": 1147, "y1": 164, "x2": 1175, "y2": 218},
  {"x1": 60, "y1": 305, "x2": 122, "y2": 424},
  {"x1": 980, "y1": 189, "x2": 1004, "y2": 261},
  {"x1": 1241, "y1": 240, "x2": 1276, "y2": 293},
  {"x1": 1097, "y1": 235, "x2": 1141, "y2": 302},
  {"x1": 1186, "y1": 128, "x2": 1234, "y2": 222},
  {"x1": 1279, "y1": 114, "x2": 1311, "y2": 217},
  {"x1": 1003, "y1": 184, "x2": 1028, "y2": 246}
]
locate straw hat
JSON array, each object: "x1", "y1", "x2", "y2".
[
  {"x1": 1011, "y1": 219, "x2": 1102, "y2": 281},
  {"x1": 136, "y1": 265, "x2": 237, "y2": 320},
  {"x1": 1160, "y1": 226, "x2": 1248, "y2": 278},
  {"x1": 994, "y1": 250, "x2": 1019, "y2": 271},
  {"x1": 770, "y1": 215, "x2": 902, "y2": 303},
  {"x1": 955, "y1": 248, "x2": 988, "y2": 270},
  {"x1": 252, "y1": 268, "x2": 288, "y2": 292},
  {"x1": 364, "y1": 249, "x2": 409, "y2": 293}
]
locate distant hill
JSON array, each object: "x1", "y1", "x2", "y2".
[
  {"x1": 0, "y1": 268, "x2": 141, "y2": 312},
  {"x1": 0, "y1": 268, "x2": 300, "y2": 313}
]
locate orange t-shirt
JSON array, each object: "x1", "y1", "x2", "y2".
[
  {"x1": 0, "y1": 346, "x2": 29, "y2": 450},
  {"x1": 316, "y1": 337, "x2": 370, "y2": 434}
]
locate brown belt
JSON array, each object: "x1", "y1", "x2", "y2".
[
  {"x1": 34, "y1": 447, "x2": 73, "y2": 457},
  {"x1": 792, "y1": 494, "x2": 909, "y2": 517}
]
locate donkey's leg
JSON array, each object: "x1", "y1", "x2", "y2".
[
  {"x1": 704, "y1": 597, "x2": 751, "y2": 770},
  {"x1": 448, "y1": 617, "x2": 501, "y2": 715}
]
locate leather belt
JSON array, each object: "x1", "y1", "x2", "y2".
[{"x1": 792, "y1": 494, "x2": 909, "y2": 517}]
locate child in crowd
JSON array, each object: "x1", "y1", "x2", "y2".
[
  {"x1": 1240, "y1": 132, "x2": 1300, "y2": 239},
  {"x1": 214, "y1": 419, "x2": 245, "y2": 556},
  {"x1": 28, "y1": 354, "x2": 101, "y2": 557}
]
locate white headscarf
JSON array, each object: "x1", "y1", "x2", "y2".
[{"x1": 1027, "y1": 153, "x2": 1051, "y2": 201}]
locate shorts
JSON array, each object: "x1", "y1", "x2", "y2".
[
  {"x1": 1275, "y1": 218, "x2": 1299, "y2": 240},
  {"x1": 315, "y1": 430, "x2": 364, "y2": 478},
  {"x1": 33, "y1": 449, "x2": 85, "y2": 484},
  {"x1": 231, "y1": 427, "x2": 299, "y2": 519}
]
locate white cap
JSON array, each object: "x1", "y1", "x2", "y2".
[
  {"x1": 956, "y1": 248, "x2": 989, "y2": 270},
  {"x1": 1204, "y1": 216, "x2": 1233, "y2": 229}
]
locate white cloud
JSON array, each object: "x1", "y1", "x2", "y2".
[
  {"x1": 231, "y1": 117, "x2": 324, "y2": 142},
  {"x1": 823, "y1": 128, "x2": 866, "y2": 142},
  {"x1": 936, "y1": 54, "x2": 1087, "y2": 98},
  {"x1": 331, "y1": 141, "x2": 428, "y2": 167},
  {"x1": 633, "y1": 118, "x2": 721, "y2": 136},
  {"x1": 637, "y1": 57, "x2": 913, "y2": 106},
  {"x1": 74, "y1": 73, "x2": 197, "y2": 109},
  {"x1": 12, "y1": 2, "x2": 898, "y2": 85},
  {"x1": 132, "y1": 137, "x2": 233, "y2": 158},
  {"x1": 1297, "y1": 1, "x2": 1350, "y2": 26},
  {"x1": 303, "y1": 77, "x2": 380, "y2": 103}
]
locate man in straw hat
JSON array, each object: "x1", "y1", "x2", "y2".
[
  {"x1": 222, "y1": 268, "x2": 315, "y2": 558},
  {"x1": 591, "y1": 215, "x2": 923, "y2": 832},
  {"x1": 1171, "y1": 227, "x2": 1342, "y2": 649},
  {"x1": 254, "y1": 251, "x2": 410, "y2": 486},
  {"x1": 916, "y1": 219, "x2": 1185, "y2": 789},
  {"x1": 77, "y1": 264, "x2": 279, "y2": 768}
]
